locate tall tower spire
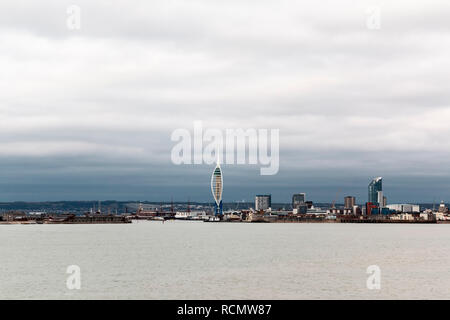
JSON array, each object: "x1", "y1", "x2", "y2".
[{"x1": 211, "y1": 150, "x2": 223, "y2": 216}]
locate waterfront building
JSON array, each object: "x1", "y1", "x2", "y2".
[
  {"x1": 344, "y1": 196, "x2": 355, "y2": 209},
  {"x1": 368, "y1": 177, "x2": 382, "y2": 205},
  {"x1": 175, "y1": 211, "x2": 207, "y2": 220},
  {"x1": 211, "y1": 158, "x2": 223, "y2": 216},
  {"x1": 293, "y1": 204, "x2": 308, "y2": 214},
  {"x1": 329, "y1": 208, "x2": 343, "y2": 215},
  {"x1": 305, "y1": 201, "x2": 314, "y2": 209},
  {"x1": 390, "y1": 213, "x2": 414, "y2": 221},
  {"x1": 255, "y1": 195, "x2": 271, "y2": 211},
  {"x1": 292, "y1": 193, "x2": 306, "y2": 209},
  {"x1": 307, "y1": 207, "x2": 328, "y2": 215},
  {"x1": 365, "y1": 202, "x2": 378, "y2": 215},
  {"x1": 420, "y1": 211, "x2": 434, "y2": 221},
  {"x1": 438, "y1": 201, "x2": 447, "y2": 213},
  {"x1": 386, "y1": 204, "x2": 420, "y2": 213}
]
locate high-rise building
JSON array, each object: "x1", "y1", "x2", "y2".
[
  {"x1": 211, "y1": 159, "x2": 223, "y2": 216},
  {"x1": 292, "y1": 193, "x2": 306, "y2": 209},
  {"x1": 255, "y1": 195, "x2": 271, "y2": 211},
  {"x1": 368, "y1": 177, "x2": 382, "y2": 205},
  {"x1": 377, "y1": 191, "x2": 384, "y2": 207},
  {"x1": 344, "y1": 196, "x2": 355, "y2": 209}
]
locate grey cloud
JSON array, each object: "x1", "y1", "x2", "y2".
[{"x1": 1, "y1": 0, "x2": 450, "y2": 202}]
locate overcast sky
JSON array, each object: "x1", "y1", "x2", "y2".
[{"x1": 1, "y1": 0, "x2": 450, "y2": 203}]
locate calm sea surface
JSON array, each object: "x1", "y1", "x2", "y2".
[{"x1": 1, "y1": 221, "x2": 450, "y2": 299}]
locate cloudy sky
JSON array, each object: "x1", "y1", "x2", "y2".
[{"x1": 1, "y1": 0, "x2": 450, "y2": 203}]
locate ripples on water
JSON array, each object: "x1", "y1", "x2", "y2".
[{"x1": 0, "y1": 221, "x2": 449, "y2": 299}]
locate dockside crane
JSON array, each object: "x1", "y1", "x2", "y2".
[{"x1": 331, "y1": 190, "x2": 341, "y2": 208}]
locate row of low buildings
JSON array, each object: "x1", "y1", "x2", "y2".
[{"x1": 250, "y1": 177, "x2": 450, "y2": 222}]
